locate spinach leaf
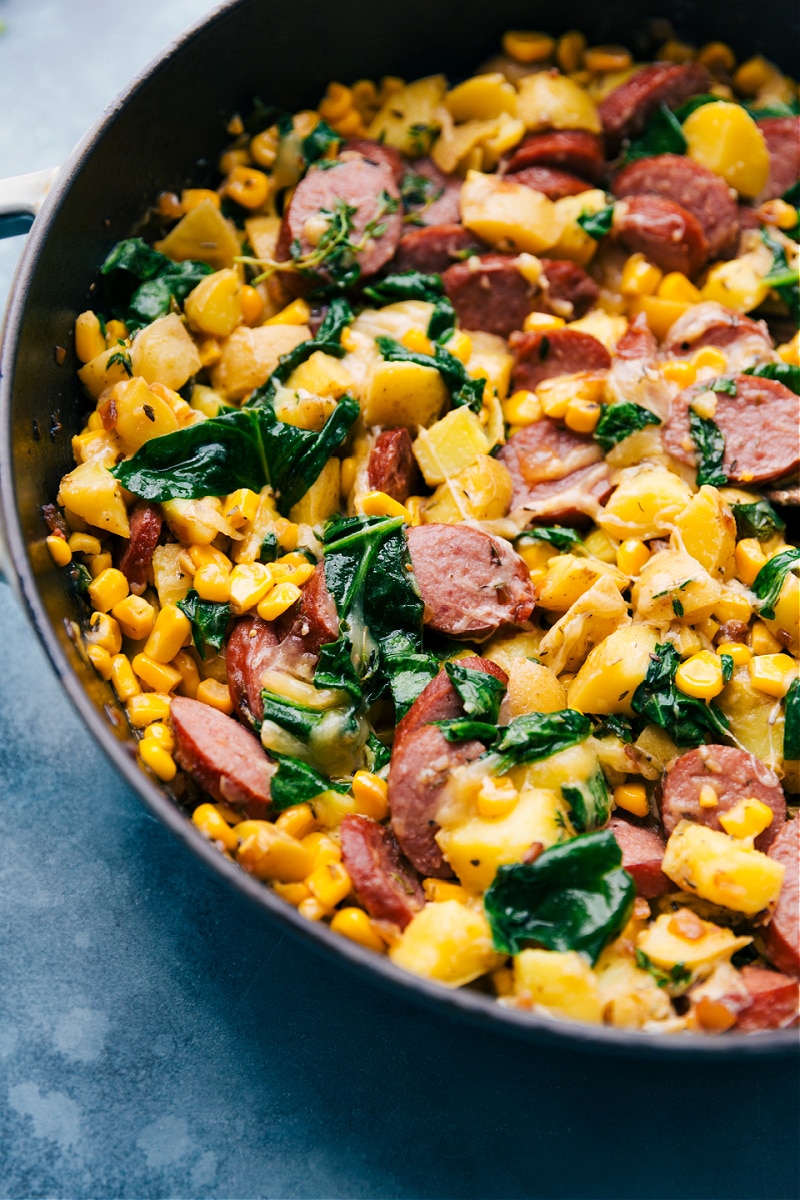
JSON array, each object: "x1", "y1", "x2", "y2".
[
  {"x1": 672, "y1": 95, "x2": 723, "y2": 123},
  {"x1": 400, "y1": 171, "x2": 444, "y2": 212},
  {"x1": 743, "y1": 362, "x2": 800, "y2": 395},
  {"x1": 709, "y1": 376, "x2": 737, "y2": 396},
  {"x1": 515, "y1": 526, "x2": 584, "y2": 553},
  {"x1": 743, "y1": 99, "x2": 800, "y2": 119},
  {"x1": 623, "y1": 104, "x2": 686, "y2": 162},
  {"x1": 269, "y1": 753, "x2": 349, "y2": 812},
  {"x1": 751, "y1": 547, "x2": 800, "y2": 619},
  {"x1": 784, "y1": 678, "x2": 800, "y2": 760},
  {"x1": 261, "y1": 691, "x2": 325, "y2": 741},
  {"x1": 594, "y1": 402, "x2": 661, "y2": 452},
  {"x1": 445, "y1": 660, "x2": 506, "y2": 723},
  {"x1": 577, "y1": 204, "x2": 615, "y2": 240},
  {"x1": 592, "y1": 714, "x2": 636, "y2": 743},
  {"x1": 731, "y1": 499, "x2": 785, "y2": 542},
  {"x1": 177, "y1": 590, "x2": 230, "y2": 659},
  {"x1": 562, "y1": 768, "x2": 611, "y2": 833},
  {"x1": 112, "y1": 395, "x2": 358, "y2": 515},
  {"x1": 101, "y1": 237, "x2": 213, "y2": 328},
  {"x1": 720, "y1": 653, "x2": 734, "y2": 683},
  {"x1": 689, "y1": 407, "x2": 727, "y2": 487},
  {"x1": 761, "y1": 229, "x2": 800, "y2": 323},
  {"x1": 434, "y1": 719, "x2": 500, "y2": 744},
  {"x1": 313, "y1": 636, "x2": 363, "y2": 699},
  {"x1": 376, "y1": 335, "x2": 485, "y2": 413},
  {"x1": 379, "y1": 629, "x2": 441, "y2": 719},
  {"x1": 365, "y1": 731, "x2": 391, "y2": 773},
  {"x1": 483, "y1": 709, "x2": 591, "y2": 775},
  {"x1": 632, "y1": 642, "x2": 729, "y2": 746},
  {"x1": 301, "y1": 119, "x2": 339, "y2": 165},
  {"x1": 484, "y1": 830, "x2": 635, "y2": 961},
  {"x1": 427, "y1": 296, "x2": 457, "y2": 342},
  {"x1": 259, "y1": 532, "x2": 279, "y2": 563},
  {"x1": 362, "y1": 271, "x2": 444, "y2": 305}
]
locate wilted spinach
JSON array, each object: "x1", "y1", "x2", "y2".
[
  {"x1": 101, "y1": 237, "x2": 213, "y2": 329},
  {"x1": 731, "y1": 499, "x2": 785, "y2": 542},
  {"x1": 632, "y1": 642, "x2": 729, "y2": 746},
  {"x1": 689, "y1": 407, "x2": 727, "y2": 487},
  {"x1": 751, "y1": 547, "x2": 800, "y2": 619},
  {"x1": 177, "y1": 590, "x2": 231, "y2": 659},
  {"x1": 594, "y1": 402, "x2": 661, "y2": 452}
]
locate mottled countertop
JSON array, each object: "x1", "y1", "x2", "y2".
[{"x1": 1, "y1": 3, "x2": 798, "y2": 1196}]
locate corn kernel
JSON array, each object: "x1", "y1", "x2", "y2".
[
  {"x1": 661, "y1": 359, "x2": 697, "y2": 387},
  {"x1": 88, "y1": 567, "x2": 129, "y2": 613},
  {"x1": 692, "y1": 346, "x2": 728, "y2": 375},
  {"x1": 86, "y1": 611, "x2": 123, "y2": 655},
  {"x1": 748, "y1": 653, "x2": 798, "y2": 698},
  {"x1": 144, "y1": 603, "x2": 192, "y2": 663},
  {"x1": 502, "y1": 389, "x2": 542, "y2": 426},
  {"x1": 307, "y1": 860, "x2": 352, "y2": 908},
  {"x1": 616, "y1": 539, "x2": 651, "y2": 577},
  {"x1": 564, "y1": 397, "x2": 602, "y2": 434},
  {"x1": 256, "y1": 581, "x2": 302, "y2": 621},
  {"x1": 196, "y1": 678, "x2": 234, "y2": 714},
  {"x1": 445, "y1": 330, "x2": 472, "y2": 364},
  {"x1": 339, "y1": 326, "x2": 358, "y2": 352},
  {"x1": 273, "y1": 881, "x2": 312, "y2": 907},
  {"x1": 75, "y1": 311, "x2": 106, "y2": 363},
  {"x1": 139, "y1": 738, "x2": 177, "y2": 782},
  {"x1": 476, "y1": 776, "x2": 519, "y2": 819},
  {"x1": 250, "y1": 127, "x2": 279, "y2": 169},
  {"x1": 86, "y1": 644, "x2": 113, "y2": 680},
  {"x1": 88, "y1": 552, "x2": 113, "y2": 577},
  {"x1": 193, "y1": 563, "x2": 231, "y2": 603},
  {"x1": 239, "y1": 284, "x2": 265, "y2": 325},
  {"x1": 68, "y1": 532, "x2": 103, "y2": 556},
  {"x1": 46, "y1": 534, "x2": 72, "y2": 568},
  {"x1": 131, "y1": 653, "x2": 182, "y2": 693},
  {"x1": 675, "y1": 650, "x2": 725, "y2": 700},
  {"x1": 192, "y1": 803, "x2": 238, "y2": 851},
  {"x1": 502, "y1": 30, "x2": 555, "y2": 63},
  {"x1": 405, "y1": 497, "x2": 424, "y2": 527},
  {"x1": 142, "y1": 721, "x2": 174, "y2": 751},
  {"x1": 778, "y1": 331, "x2": 800, "y2": 366},
  {"x1": 719, "y1": 796, "x2": 774, "y2": 840},
  {"x1": 319, "y1": 81, "x2": 353, "y2": 121},
  {"x1": 734, "y1": 55, "x2": 776, "y2": 96},
  {"x1": 340, "y1": 456, "x2": 358, "y2": 500},
  {"x1": 172, "y1": 649, "x2": 200, "y2": 699},
  {"x1": 236, "y1": 821, "x2": 315, "y2": 882},
  {"x1": 401, "y1": 328, "x2": 433, "y2": 356},
  {"x1": 556, "y1": 30, "x2": 587, "y2": 73},
  {"x1": 585, "y1": 44, "x2": 633, "y2": 72},
  {"x1": 758, "y1": 199, "x2": 799, "y2": 230},
  {"x1": 275, "y1": 803, "x2": 317, "y2": 840},
  {"x1": 614, "y1": 782, "x2": 649, "y2": 818},
  {"x1": 351, "y1": 771, "x2": 389, "y2": 821},
  {"x1": 110, "y1": 653, "x2": 141, "y2": 702},
  {"x1": 197, "y1": 337, "x2": 222, "y2": 369},
  {"x1": 717, "y1": 641, "x2": 752, "y2": 667},
  {"x1": 621, "y1": 253, "x2": 663, "y2": 297},
  {"x1": 228, "y1": 562, "x2": 274, "y2": 614},
  {"x1": 269, "y1": 560, "x2": 315, "y2": 588},
  {"x1": 222, "y1": 488, "x2": 260, "y2": 528},
  {"x1": 422, "y1": 879, "x2": 470, "y2": 903},
  {"x1": 330, "y1": 907, "x2": 386, "y2": 953},
  {"x1": 359, "y1": 491, "x2": 412, "y2": 521},
  {"x1": 298, "y1": 896, "x2": 331, "y2": 921},
  {"x1": 699, "y1": 784, "x2": 719, "y2": 809},
  {"x1": 713, "y1": 591, "x2": 754, "y2": 625},
  {"x1": 264, "y1": 298, "x2": 311, "y2": 326},
  {"x1": 735, "y1": 539, "x2": 767, "y2": 586},
  {"x1": 86, "y1": 411, "x2": 104, "y2": 431},
  {"x1": 751, "y1": 620, "x2": 783, "y2": 655},
  {"x1": 224, "y1": 165, "x2": 270, "y2": 209},
  {"x1": 126, "y1": 692, "x2": 172, "y2": 727},
  {"x1": 181, "y1": 187, "x2": 222, "y2": 212},
  {"x1": 698, "y1": 42, "x2": 736, "y2": 72},
  {"x1": 522, "y1": 311, "x2": 566, "y2": 334},
  {"x1": 104, "y1": 319, "x2": 128, "y2": 346},
  {"x1": 111, "y1": 594, "x2": 156, "y2": 641}
]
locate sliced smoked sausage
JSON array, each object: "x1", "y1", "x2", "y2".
[
  {"x1": 226, "y1": 615, "x2": 280, "y2": 725},
  {"x1": 294, "y1": 563, "x2": 340, "y2": 654},
  {"x1": 510, "y1": 327, "x2": 611, "y2": 391},
  {"x1": 497, "y1": 417, "x2": 613, "y2": 523},
  {"x1": 764, "y1": 817, "x2": 799, "y2": 978},
  {"x1": 443, "y1": 255, "x2": 599, "y2": 337},
  {"x1": 510, "y1": 165, "x2": 595, "y2": 200},
  {"x1": 118, "y1": 502, "x2": 162, "y2": 595},
  {"x1": 171, "y1": 695, "x2": 275, "y2": 815},
  {"x1": 389, "y1": 657, "x2": 508, "y2": 877},
  {"x1": 608, "y1": 816, "x2": 672, "y2": 898},
  {"x1": 367, "y1": 427, "x2": 421, "y2": 503},
  {"x1": 406, "y1": 524, "x2": 536, "y2": 641},
  {"x1": 400, "y1": 157, "x2": 463, "y2": 226},
  {"x1": 392, "y1": 224, "x2": 487, "y2": 274},
  {"x1": 663, "y1": 374, "x2": 800, "y2": 485},
  {"x1": 613, "y1": 195, "x2": 709, "y2": 276},
  {"x1": 599, "y1": 61, "x2": 711, "y2": 150},
  {"x1": 613, "y1": 154, "x2": 739, "y2": 260},
  {"x1": 340, "y1": 814, "x2": 424, "y2": 928},
  {"x1": 342, "y1": 137, "x2": 404, "y2": 184},
  {"x1": 504, "y1": 130, "x2": 605, "y2": 182},
  {"x1": 736, "y1": 965, "x2": 799, "y2": 1032},
  {"x1": 663, "y1": 302, "x2": 776, "y2": 372},
  {"x1": 278, "y1": 156, "x2": 402, "y2": 279},
  {"x1": 756, "y1": 116, "x2": 800, "y2": 202},
  {"x1": 659, "y1": 745, "x2": 787, "y2": 851}
]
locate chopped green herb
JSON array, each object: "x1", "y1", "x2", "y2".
[
  {"x1": 400, "y1": 171, "x2": 444, "y2": 211},
  {"x1": 761, "y1": 229, "x2": 800, "y2": 323},
  {"x1": 106, "y1": 349, "x2": 133, "y2": 377},
  {"x1": 709, "y1": 377, "x2": 737, "y2": 396},
  {"x1": 301, "y1": 119, "x2": 339, "y2": 165},
  {"x1": 689, "y1": 407, "x2": 727, "y2": 487},
  {"x1": 515, "y1": 526, "x2": 584, "y2": 553},
  {"x1": 258, "y1": 532, "x2": 279, "y2": 563},
  {"x1": 594, "y1": 402, "x2": 661, "y2": 452},
  {"x1": 592, "y1": 714, "x2": 636, "y2": 743},
  {"x1": 720, "y1": 653, "x2": 735, "y2": 684},
  {"x1": 576, "y1": 204, "x2": 615, "y2": 240},
  {"x1": 635, "y1": 948, "x2": 692, "y2": 990},
  {"x1": 672, "y1": 596, "x2": 684, "y2": 617}
]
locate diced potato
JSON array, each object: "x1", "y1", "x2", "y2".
[
  {"x1": 478, "y1": 113, "x2": 528, "y2": 173},
  {"x1": 289, "y1": 457, "x2": 341, "y2": 526},
  {"x1": 154, "y1": 198, "x2": 241, "y2": 269},
  {"x1": 244, "y1": 214, "x2": 282, "y2": 262},
  {"x1": 190, "y1": 384, "x2": 224, "y2": 418},
  {"x1": 539, "y1": 574, "x2": 631, "y2": 674},
  {"x1": 535, "y1": 553, "x2": 627, "y2": 613},
  {"x1": 286, "y1": 351, "x2": 353, "y2": 400},
  {"x1": 632, "y1": 724, "x2": 680, "y2": 778},
  {"x1": 674, "y1": 486, "x2": 736, "y2": 581},
  {"x1": 662, "y1": 821, "x2": 786, "y2": 915},
  {"x1": 595, "y1": 953, "x2": 674, "y2": 1028},
  {"x1": 362, "y1": 360, "x2": 448, "y2": 429},
  {"x1": 700, "y1": 251, "x2": 771, "y2": 314},
  {"x1": 71, "y1": 428, "x2": 123, "y2": 468},
  {"x1": 637, "y1": 910, "x2": 751, "y2": 975},
  {"x1": 445, "y1": 73, "x2": 518, "y2": 121},
  {"x1": 77, "y1": 345, "x2": 136, "y2": 401},
  {"x1": 367, "y1": 75, "x2": 447, "y2": 157},
  {"x1": 183, "y1": 268, "x2": 242, "y2": 338},
  {"x1": 436, "y1": 786, "x2": 565, "y2": 892},
  {"x1": 460, "y1": 170, "x2": 559, "y2": 254},
  {"x1": 162, "y1": 497, "x2": 240, "y2": 546},
  {"x1": 432, "y1": 115, "x2": 506, "y2": 175},
  {"x1": 549, "y1": 189, "x2": 608, "y2": 267},
  {"x1": 412, "y1": 407, "x2": 489, "y2": 485},
  {"x1": 568, "y1": 309, "x2": 628, "y2": 353},
  {"x1": 210, "y1": 324, "x2": 310, "y2": 402},
  {"x1": 506, "y1": 659, "x2": 567, "y2": 717},
  {"x1": 632, "y1": 295, "x2": 691, "y2": 340},
  {"x1": 465, "y1": 329, "x2": 513, "y2": 400},
  {"x1": 422, "y1": 454, "x2": 513, "y2": 523},
  {"x1": 109, "y1": 376, "x2": 180, "y2": 454},
  {"x1": 598, "y1": 466, "x2": 693, "y2": 540},
  {"x1": 632, "y1": 548, "x2": 721, "y2": 625},
  {"x1": 513, "y1": 740, "x2": 599, "y2": 797},
  {"x1": 272, "y1": 384, "x2": 336, "y2": 432},
  {"x1": 57, "y1": 461, "x2": 130, "y2": 539},
  {"x1": 389, "y1": 900, "x2": 504, "y2": 986},
  {"x1": 682, "y1": 102, "x2": 770, "y2": 198},
  {"x1": 130, "y1": 314, "x2": 202, "y2": 392},
  {"x1": 762, "y1": 571, "x2": 800, "y2": 657},
  {"x1": 513, "y1": 949, "x2": 603, "y2": 1023},
  {"x1": 151, "y1": 543, "x2": 191, "y2": 606},
  {"x1": 516, "y1": 72, "x2": 602, "y2": 133},
  {"x1": 568, "y1": 624, "x2": 660, "y2": 716},
  {"x1": 718, "y1": 667, "x2": 785, "y2": 773},
  {"x1": 482, "y1": 630, "x2": 544, "y2": 674}
]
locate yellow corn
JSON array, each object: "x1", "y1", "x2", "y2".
[
  {"x1": 307, "y1": 860, "x2": 352, "y2": 909},
  {"x1": 359, "y1": 491, "x2": 412, "y2": 522},
  {"x1": 556, "y1": 30, "x2": 587, "y2": 73},
  {"x1": 272, "y1": 881, "x2": 312, "y2": 907},
  {"x1": 157, "y1": 190, "x2": 183, "y2": 220},
  {"x1": 131, "y1": 653, "x2": 182, "y2": 694},
  {"x1": 340, "y1": 456, "x2": 358, "y2": 499},
  {"x1": 264, "y1": 298, "x2": 311, "y2": 326},
  {"x1": 46, "y1": 534, "x2": 72, "y2": 568},
  {"x1": 195, "y1": 678, "x2": 234, "y2": 714},
  {"x1": 88, "y1": 552, "x2": 113, "y2": 577},
  {"x1": 401, "y1": 328, "x2": 433, "y2": 356},
  {"x1": 751, "y1": 620, "x2": 783, "y2": 655},
  {"x1": 330, "y1": 907, "x2": 386, "y2": 953},
  {"x1": 222, "y1": 488, "x2": 260, "y2": 528},
  {"x1": 269, "y1": 560, "x2": 315, "y2": 589},
  {"x1": 621, "y1": 253, "x2": 663, "y2": 297},
  {"x1": 139, "y1": 738, "x2": 177, "y2": 782},
  {"x1": 192, "y1": 803, "x2": 239, "y2": 852},
  {"x1": 734, "y1": 55, "x2": 776, "y2": 96},
  {"x1": 197, "y1": 337, "x2": 222, "y2": 369},
  {"x1": 111, "y1": 594, "x2": 156, "y2": 641},
  {"x1": 699, "y1": 784, "x2": 719, "y2": 809},
  {"x1": 275, "y1": 803, "x2": 317, "y2": 841},
  {"x1": 142, "y1": 721, "x2": 174, "y2": 751},
  {"x1": 522, "y1": 311, "x2": 566, "y2": 334},
  {"x1": 181, "y1": 187, "x2": 222, "y2": 212},
  {"x1": 86, "y1": 644, "x2": 113, "y2": 680},
  {"x1": 491, "y1": 967, "x2": 516, "y2": 997},
  {"x1": 144, "y1": 603, "x2": 192, "y2": 664},
  {"x1": 75, "y1": 311, "x2": 106, "y2": 363},
  {"x1": 228, "y1": 562, "x2": 274, "y2": 614},
  {"x1": 256, "y1": 581, "x2": 302, "y2": 621},
  {"x1": 302, "y1": 831, "x2": 342, "y2": 867},
  {"x1": 748, "y1": 653, "x2": 798, "y2": 698},
  {"x1": 88, "y1": 567, "x2": 129, "y2": 614},
  {"x1": 104, "y1": 319, "x2": 128, "y2": 346},
  {"x1": 674, "y1": 650, "x2": 726, "y2": 700},
  {"x1": 585, "y1": 43, "x2": 633, "y2": 72},
  {"x1": 351, "y1": 771, "x2": 389, "y2": 821},
  {"x1": 713, "y1": 591, "x2": 753, "y2": 625},
  {"x1": 86, "y1": 411, "x2": 104, "y2": 431},
  {"x1": 717, "y1": 641, "x2": 752, "y2": 667},
  {"x1": 616, "y1": 539, "x2": 650, "y2": 577},
  {"x1": 223, "y1": 165, "x2": 270, "y2": 209},
  {"x1": 298, "y1": 896, "x2": 331, "y2": 921},
  {"x1": 614, "y1": 782, "x2": 650, "y2": 819},
  {"x1": 476, "y1": 776, "x2": 519, "y2": 819},
  {"x1": 758, "y1": 198, "x2": 798, "y2": 230},
  {"x1": 194, "y1": 563, "x2": 231, "y2": 603},
  {"x1": 250, "y1": 127, "x2": 279, "y2": 169},
  {"x1": 658, "y1": 39, "x2": 696, "y2": 64},
  {"x1": 68, "y1": 532, "x2": 103, "y2": 555},
  {"x1": 661, "y1": 359, "x2": 697, "y2": 387},
  {"x1": 236, "y1": 821, "x2": 315, "y2": 882},
  {"x1": 238, "y1": 283, "x2": 265, "y2": 326},
  {"x1": 657, "y1": 272, "x2": 702, "y2": 304},
  {"x1": 735, "y1": 539, "x2": 767, "y2": 586},
  {"x1": 319, "y1": 81, "x2": 354, "y2": 122},
  {"x1": 719, "y1": 797, "x2": 774, "y2": 840},
  {"x1": 692, "y1": 346, "x2": 728, "y2": 374},
  {"x1": 502, "y1": 30, "x2": 555, "y2": 63},
  {"x1": 698, "y1": 42, "x2": 736, "y2": 73},
  {"x1": 564, "y1": 397, "x2": 602, "y2": 434},
  {"x1": 422, "y1": 879, "x2": 470, "y2": 903},
  {"x1": 126, "y1": 692, "x2": 172, "y2": 727},
  {"x1": 405, "y1": 497, "x2": 424, "y2": 527},
  {"x1": 86, "y1": 611, "x2": 123, "y2": 655},
  {"x1": 110, "y1": 653, "x2": 141, "y2": 702},
  {"x1": 172, "y1": 650, "x2": 200, "y2": 700},
  {"x1": 445, "y1": 330, "x2": 472, "y2": 364},
  {"x1": 502, "y1": 389, "x2": 542, "y2": 426},
  {"x1": 777, "y1": 331, "x2": 799, "y2": 366}
]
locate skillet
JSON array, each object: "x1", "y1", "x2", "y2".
[{"x1": 1, "y1": 0, "x2": 798, "y2": 1056}]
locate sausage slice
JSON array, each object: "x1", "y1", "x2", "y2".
[
  {"x1": 401, "y1": 157, "x2": 463, "y2": 226},
  {"x1": 599, "y1": 61, "x2": 711, "y2": 150},
  {"x1": 504, "y1": 130, "x2": 605, "y2": 182},
  {"x1": 367, "y1": 428, "x2": 421, "y2": 503},
  {"x1": 756, "y1": 116, "x2": 800, "y2": 203},
  {"x1": 663, "y1": 301, "x2": 776, "y2": 371},
  {"x1": 342, "y1": 137, "x2": 404, "y2": 184},
  {"x1": 392, "y1": 224, "x2": 487, "y2": 274},
  {"x1": 613, "y1": 195, "x2": 709, "y2": 277},
  {"x1": 171, "y1": 695, "x2": 275, "y2": 815},
  {"x1": 497, "y1": 417, "x2": 613, "y2": 523},
  {"x1": 226, "y1": 615, "x2": 281, "y2": 725},
  {"x1": 443, "y1": 255, "x2": 599, "y2": 337},
  {"x1": 736, "y1": 965, "x2": 799, "y2": 1032},
  {"x1": 118, "y1": 502, "x2": 162, "y2": 595},
  {"x1": 340, "y1": 814, "x2": 424, "y2": 928},
  {"x1": 510, "y1": 327, "x2": 611, "y2": 391},
  {"x1": 608, "y1": 816, "x2": 672, "y2": 898},
  {"x1": 764, "y1": 817, "x2": 799, "y2": 978},
  {"x1": 510, "y1": 165, "x2": 596, "y2": 200}
]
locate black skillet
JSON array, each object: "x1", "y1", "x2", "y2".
[{"x1": 1, "y1": 0, "x2": 798, "y2": 1056}]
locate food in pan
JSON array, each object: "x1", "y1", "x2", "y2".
[{"x1": 44, "y1": 25, "x2": 800, "y2": 1036}]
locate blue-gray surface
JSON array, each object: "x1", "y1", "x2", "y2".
[{"x1": 1, "y1": 3, "x2": 798, "y2": 1198}]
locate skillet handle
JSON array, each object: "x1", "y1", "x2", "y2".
[{"x1": 0, "y1": 168, "x2": 60, "y2": 238}]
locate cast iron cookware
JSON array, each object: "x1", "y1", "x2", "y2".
[{"x1": 1, "y1": 0, "x2": 798, "y2": 1056}]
